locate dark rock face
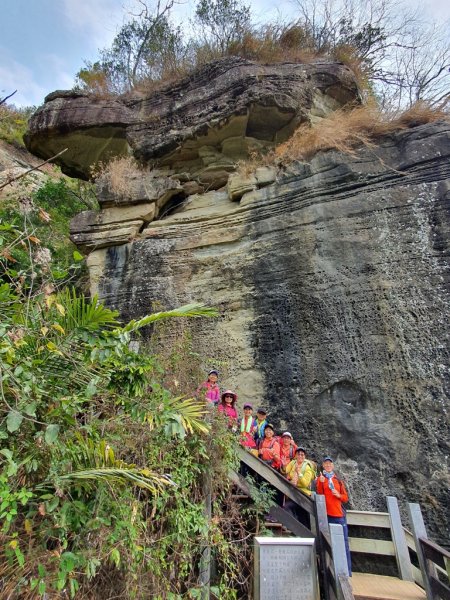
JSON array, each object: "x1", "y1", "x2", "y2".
[
  {"x1": 90, "y1": 122, "x2": 450, "y2": 544},
  {"x1": 25, "y1": 57, "x2": 359, "y2": 179}
]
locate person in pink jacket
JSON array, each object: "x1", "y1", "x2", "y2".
[
  {"x1": 218, "y1": 390, "x2": 238, "y2": 431},
  {"x1": 196, "y1": 369, "x2": 220, "y2": 404}
]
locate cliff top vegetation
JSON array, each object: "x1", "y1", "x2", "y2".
[{"x1": 75, "y1": 0, "x2": 450, "y2": 112}]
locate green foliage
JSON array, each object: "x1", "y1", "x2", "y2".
[
  {"x1": 76, "y1": 14, "x2": 186, "y2": 93},
  {"x1": 0, "y1": 215, "x2": 260, "y2": 598},
  {"x1": 0, "y1": 103, "x2": 35, "y2": 147},
  {"x1": 195, "y1": 0, "x2": 252, "y2": 54},
  {"x1": 33, "y1": 177, "x2": 97, "y2": 218},
  {"x1": 0, "y1": 176, "x2": 97, "y2": 291}
]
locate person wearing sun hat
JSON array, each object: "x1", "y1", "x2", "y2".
[{"x1": 218, "y1": 390, "x2": 238, "y2": 430}]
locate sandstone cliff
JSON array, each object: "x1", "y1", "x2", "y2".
[{"x1": 24, "y1": 58, "x2": 450, "y2": 544}]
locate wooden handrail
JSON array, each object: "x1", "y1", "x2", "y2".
[
  {"x1": 429, "y1": 577, "x2": 450, "y2": 600},
  {"x1": 419, "y1": 537, "x2": 450, "y2": 568},
  {"x1": 321, "y1": 530, "x2": 333, "y2": 555},
  {"x1": 237, "y1": 446, "x2": 314, "y2": 513},
  {"x1": 267, "y1": 505, "x2": 314, "y2": 537}
]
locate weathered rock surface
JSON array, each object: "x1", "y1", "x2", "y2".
[
  {"x1": 0, "y1": 140, "x2": 55, "y2": 197},
  {"x1": 25, "y1": 57, "x2": 360, "y2": 180},
  {"x1": 70, "y1": 203, "x2": 156, "y2": 252},
  {"x1": 88, "y1": 122, "x2": 450, "y2": 543}
]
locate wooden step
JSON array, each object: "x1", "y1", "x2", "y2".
[
  {"x1": 351, "y1": 573, "x2": 426, "y2": 600},
  {"x1": 263, "y1": 521, "x2": 292, "y2": 536},
  {"x1": 231, "y1": 493, "x2": 250, "y2": 501}
]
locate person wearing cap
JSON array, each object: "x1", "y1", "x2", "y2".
[
  {"x1": 258, "y1": 423, "x2": 281, "y2": 469},
  {"x1": 196, "y1": 369, "x2": 220, "y2": 404},
  {"x1": 254, "y1": 408, "x2": 268, "y2": 446},
  {"x1": 285, "y1": 447, "x2": 315, "y2": 495},
  {"x1": 284, "y1": 446, "x2": 316, "y2": 527},
  {"x1": 239, "y1": 403, "x2": 257, "y2": 451},
  {"x1": 218, "y1": 390, "x2": 238, "y2": 430},
  {"x1": 316, "y1": 457, "x2": 351, "y2": 575},
  {"x1": 279, "y1": 432, "x2": 298, "y2": 474}
]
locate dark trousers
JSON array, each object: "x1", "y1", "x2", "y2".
[{"x1": 327, "y1": 515, "x2": 352, "y2": 575}]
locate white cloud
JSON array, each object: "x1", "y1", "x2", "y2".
[
  {"x1": 0, "y1": 56, "x2": 48, "y2": 107},
  {"x1": 61, "y1": 0, "x2": 126, "y2": 49},
  {"x1": 42, "y1": 53, "x2": 76, "y2": 89}
]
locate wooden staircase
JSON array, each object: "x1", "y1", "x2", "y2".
[{"x1": 235, "y1": 447, "x2": 450, "y2": 600}]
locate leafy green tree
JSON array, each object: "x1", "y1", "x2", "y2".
[
  {"x1": 75, "y1": 1, "x2": 185, "y2": 93},
  {"x1": 194, "y1": 0, "x2": 252, "y2": 55}
]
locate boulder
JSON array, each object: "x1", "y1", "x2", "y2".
[{"x1": 95, "y1": 169, "x2": 183, "y2": 208}]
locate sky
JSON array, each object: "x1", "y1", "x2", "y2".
[{"x1": 1, "y1": 0, "x2": 449, "y2": 107}]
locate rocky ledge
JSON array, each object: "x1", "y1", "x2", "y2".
[{"x1": 25, "y1": 57, "x2": 359, "y2": 180}]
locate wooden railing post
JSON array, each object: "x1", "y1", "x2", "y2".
[
  {"x1": 386, "y1": 496, "x2": 414, "y2": 581},
  {"x1": 199, "y1": 473, "x2": 212, "y2": 600},
  {"x1": 314, "y1": 494, "x2": 331, "y2": 600},
  {"x1": 330, "y1": 523, "x2": 350, "y2": 600},
  {"x1": 407, "y1": 502, "x2": 437, "y2": 600}
]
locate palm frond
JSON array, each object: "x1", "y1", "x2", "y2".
[
  {"x1": 146, "y1": 395, "x2": 210, "y2": 437},
  {"x1": 174, "y1": 396, "x2": 210, "y2": 435},
  {"x1": 55, "y1": 288, "x2": 119, "y2": 332},
  {"x1": 48, "y1": 467, "x2": 174, "y2": 494},
  {"x1": 120, "y1": 303, "x2": 218, "y2": 334}
]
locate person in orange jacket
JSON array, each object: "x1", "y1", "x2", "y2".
[
  {"x1": 315, "y1": 456, "x2": 352, "y2": 575},
  {"x1": 258, "y1": 424, "x2": 281, "y2": 469}
]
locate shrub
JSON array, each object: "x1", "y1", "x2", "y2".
[{"x1": 0, "y1": 104, "x2": 35, "y2": 147}]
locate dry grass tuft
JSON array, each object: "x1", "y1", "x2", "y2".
[
  {"x1": 274, "y1": 101, "x2": 449, "y2": 164},
  {"x1": 92, "y1": 155, "x2": 144, "y2": 197}
]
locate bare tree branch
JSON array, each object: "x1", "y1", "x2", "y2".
[
  {"x1": 0, "y1": 148, "x2": 68, "y2": 191},
  {"x1": 0, "y1": 90, "x2": 17, "y2": 106}
]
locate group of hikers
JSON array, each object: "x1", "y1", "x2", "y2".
[{"x1": 196, "y1": 369, "x2": 352, "y2": 575}]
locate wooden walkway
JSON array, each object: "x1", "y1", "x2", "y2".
[{"x1": 351, "y1": 573, "x2": 426, "y2": 600}]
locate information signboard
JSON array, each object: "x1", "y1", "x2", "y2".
[{"x1": 254, "y1": 537, "x2": 319, "y2": 600}]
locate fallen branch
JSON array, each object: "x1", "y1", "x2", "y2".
[{"x1": 0, "y1": 148, "x2": 68, "y2": 191}]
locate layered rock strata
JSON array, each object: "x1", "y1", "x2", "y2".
[
  {"x1": 87, "y1": 122, "x2": 450, "y2": 544},
  {"x1": 25, "y1": 57, "x2": 360, "y2": 180}
]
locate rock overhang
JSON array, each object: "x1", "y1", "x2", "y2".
[{"x1": 25, "y1": 57, "x2": 361, "y2": 180}]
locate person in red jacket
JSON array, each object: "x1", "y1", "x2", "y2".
[
  {"x1": 279, "y1": 431, "x2": 297, "y2": 474},
  {"x1": 315, "y1": 456, "x2": 352, "y2": 575},
  {"x1": 239, "y1": 403, "x2": 257, "y2": 451}
]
